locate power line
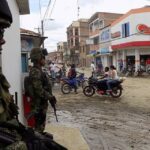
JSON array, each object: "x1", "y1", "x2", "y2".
[
  {"x1": 43, "y1": 0, "x2": 52, "y2": 21},
  {"x1": 39, "y1": 0, "x2": 42, "y2": 20},
  {"x1": 48, "y1": 0, "x2": 57, "y2": 19}
]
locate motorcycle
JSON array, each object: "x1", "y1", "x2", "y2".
[
  {"x1": 60, "y1": 72, "x2": 88, "y2": 94},
  {"x1": 83, "y1": 77, "x2": 124, "y2": 98},
  {"x1": 60, "y1": 77, "x2": 77, "y2": 94}
]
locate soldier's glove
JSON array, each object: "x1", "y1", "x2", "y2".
[{"x1": 49, "y1": 96, "x2": 57, "y2": 108}]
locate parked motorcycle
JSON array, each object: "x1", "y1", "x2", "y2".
[
  {"x1": 83, "y1": 77, "x2": 124, "y2": 98},
  {"x1": 125, "y1": 65, "x2": 135, "y2": 77}
]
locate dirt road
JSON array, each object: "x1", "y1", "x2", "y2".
[{"x1": 47, "y1": 77, "x2": 150, "y2": 150}]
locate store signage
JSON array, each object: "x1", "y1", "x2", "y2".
[
  {"x1": 137, "y1": 24, "x2": 150, "y2": 34},
  {"x1": 111, "y1": 31, "x2": 121, "y2": 38}
]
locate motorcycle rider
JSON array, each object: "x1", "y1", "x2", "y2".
[
  {"x1": 106, "y1": 65, "x2": 119, "y2": 92},
  {"x1": 68, "y1": 64, "x2": 78, "y2": 94},
  {"x1": 100, "y1": 67, "x2": 110, "y2": 79}
]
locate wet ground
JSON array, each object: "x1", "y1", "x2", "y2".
[{"x1": 47, "y1": 77, "x2": 150, "y2": 150}]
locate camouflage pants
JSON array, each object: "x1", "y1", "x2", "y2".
[
  {"x1": 3, "y1": 141, "x2": 27, "y2": 150},
  {"x1": 34, "y1": 108, "x2": 47, "y2": 133}
]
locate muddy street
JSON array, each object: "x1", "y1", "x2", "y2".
[{"x1": 47, "y1": 77, "x2": 150, "y2": 150}]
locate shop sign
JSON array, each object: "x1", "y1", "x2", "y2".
[
  {"x1": 111, "y1": 31, "x2": 121, "y2": 38},
  {"x1": 137, "y1": 24, "x2": 150, "y2": 34}
]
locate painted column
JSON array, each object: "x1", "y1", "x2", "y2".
[
  {"x1": 135, "y1": 49, "x2": 140, "y2": 71},
  {"x1": 122, "y1": 50, "x2": 127, "y2": 69},
  {"x1": 116, "y1": 51, "x2": 119, "y2": 71}
]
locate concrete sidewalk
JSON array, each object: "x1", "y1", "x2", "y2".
[{"x1": 45, "y1": 124, "x2": 90, "y2": 150}]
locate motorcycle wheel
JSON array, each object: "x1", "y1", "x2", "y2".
[
  {"x1": 83, "y1": 86, "x2": 95, "y2": 97},
  {"x1": 81, "y1": 80, "x2": 88, "y2": 89},
  {"x1": 61, "y1": 83, "x2": 71, "y2": 94},
  {"x1": 110, "y1": 87, "x2": 122, "y2": 98}
]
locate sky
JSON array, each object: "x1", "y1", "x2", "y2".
[{"x1": 20, "y1": 0, "x2": 150, "y2": 52}]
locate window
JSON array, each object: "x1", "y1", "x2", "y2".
[
  {"x1": 122, "y1": 22, "x2": 130, "y2": 38},
  {"x1": 21, "y1": 53, "x2": 28, "y2": 72},
  {"x1": 75, "y1": 28, "x2": 78, "y2": 36},
  {"x1": 75, "y1": 38, "x2": 79, "y2": 46},
  {"x1": 100, "y1": 29, "x2": 110, "y2": 41}
]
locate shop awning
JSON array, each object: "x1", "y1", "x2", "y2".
[{"x1": 97, "y1": 48, "x2": 112, "y2": 56}]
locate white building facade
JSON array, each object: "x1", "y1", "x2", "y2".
[
  {"x1": 111, "y1": 6, "x2": 150, "y2": 72},
  {"x1": 1, "y1": 0, "x2": 29, "y2": 123},
  {"x1": 98, "y1": 25, "x2": 113, "y2": 68}
]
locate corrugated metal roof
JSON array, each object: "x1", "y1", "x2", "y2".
[{"x1": 20, "y1": 28, "x2": 40, "y2": 37}]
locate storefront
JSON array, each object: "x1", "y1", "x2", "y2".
[{"x1": 111, "y1": 6, "x2": 150, "y2": 72}]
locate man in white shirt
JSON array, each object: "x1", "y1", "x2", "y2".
[
  {"x1": 90, "y1": 61, "x2": 96, "y2": 77},
  {"x1": 50, "y1": 62, "x2": 56, "y2": 78}
]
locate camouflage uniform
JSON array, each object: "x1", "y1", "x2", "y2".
[
  {"x1": 0, "y1": 2, "x2": 66, "y2": 150},
  {"x1": 0, "y1": 71, "x2": 28, "y2": 150},
  {"x1": 0, "y1": 0, "x2": 27, "y2": 149},
  {"x1": 29, "y1": 48, "x2": 54, "y2": 133}
]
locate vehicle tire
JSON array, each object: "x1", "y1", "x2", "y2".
[
  {"x1": 83, "y1": 86, "x2": 95, "y2": 97},
  {"x1": 81, "y1": 80, "x2": 88, "y2": 89},
  {"x1": 110, "y1": 86, "x2": 122, "y2": 98},
  {"x1": 61, "y1": 83, "x2": 71, "y2": 94}
]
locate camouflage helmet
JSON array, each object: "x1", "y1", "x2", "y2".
[
  {"x1": 0, "y1": 0, "x2": 13, "y2": 28},
  {"x1": 30, "y1": 47, "x2": 48, "y2": 62}
]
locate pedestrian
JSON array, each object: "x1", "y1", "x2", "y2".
[
  {"x1": 62, "y1": 63, "x2": 66, "y2": 77},
  {"x1": 119, "y1": 59, "x2": 123, "y2": 72},
  {"x1": 29, "y1": 47, "x2": 57, "y2": 133},
  {"x1": 97, "y1": 61, "x2": 103, "y2": 75},
  {"x1": 50, "y1": 62, "x2": 56, "y2": 79},
  {"x1": 90, "y1": 61, "x2": 96, "y2": 77}
]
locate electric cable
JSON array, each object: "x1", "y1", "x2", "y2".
[
  {"x1": 43, "y1": 0, "x2": 52, "y2": 21},
  {"x1": 48, "y1": 0, "x2": 57, "y2": 19}
]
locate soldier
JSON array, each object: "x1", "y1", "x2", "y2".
[
  {"x1": 0, "y1": 1, "x2": 67, "y2": 150},
  {"x1": 29, "y1": 47, "x2": 56, "y2": 133},
  {"x1": 0, "y1": 0, "x2": 28, "y2": 149}
]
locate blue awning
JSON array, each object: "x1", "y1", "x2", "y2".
[
  {"x1": 87, "y1": 50, "x2": 97, "y2": 57},
  {"x1": 89, "y1": 50, "x2": 97, "y2": 54},
  {"x1": 97, "y1": 48, "x2": 111, "y2": 55}
]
